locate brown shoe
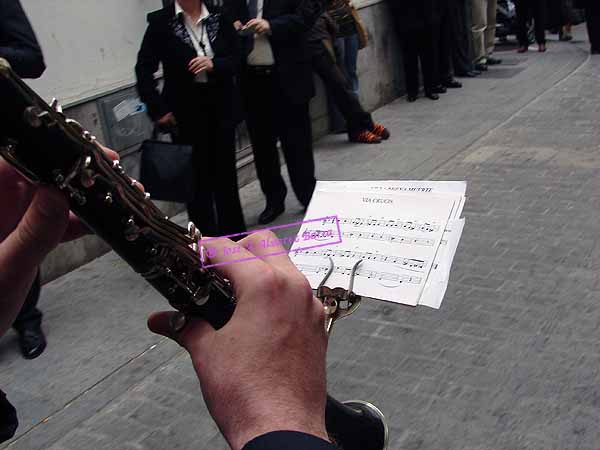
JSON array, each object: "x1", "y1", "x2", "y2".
[
  {"x1": 538, "y1": 43, "x2": 547, "y2": 52},
  {"x1": 517, "y1": 46, "x2": 528, "y2": 53},
  {"x1": 349, "y1": 130, "x2": 382, "y2": 144},
  {"x1": 371, "y1": 124, "x2": 390, "y2": 140}
]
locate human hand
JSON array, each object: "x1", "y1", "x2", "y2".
[
  {"x1": 233, "y1": 20, "x2": 243, "y2": 31},
  {"x1": 156, "y1": 112, "x2": 177, "y2": 131},
  {"x1": 0, "y1": 147, "x2": 120, "y2": 335},
  {"x1": 189, "y1": 56, "x2": 214, "y2": 75},
  {"x1": 147, "y1": 231, "x2": 330, "y2": 450},
  {"x1": 242, "y1": 18, "x2": 271, "y2": 35}
]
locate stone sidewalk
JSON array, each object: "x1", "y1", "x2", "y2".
[{"x1": 2, "y1": 32, "x2": 599, "y2": 450}]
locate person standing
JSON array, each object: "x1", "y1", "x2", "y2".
[
  {"x1": 471, "y1": 0, "x2": 502, "y2": 71},
  {"x1": 327, "y1": 0, "x2": 360, "y2": 132},
  {"x1": 434, "y1": 0, "x2": 463, "y2": 91},
  {"x1": 227, "y1": 0, "x2": 322, "y2": 224},
  {"x1": 308, "y1": 11, "x2": 390, "y2": 144},
  {"x1": 450, "y1": 0, "x2": 480, "y2": 77},
  {"x1": 575, "y1": 0, "x2": 600, "y2": 54},
  {"x1": 515, "y1": 0, "x2": 548, "y2": 52},
  {"x1": 389, "y1": 0, "x2": 440, "y2": 102},
  {"x1": 0, "y1": 0, "x2": 47, "y2": 359},
  {"x1": 136, "y1": 0, "x2": 247, "y2": 237}
]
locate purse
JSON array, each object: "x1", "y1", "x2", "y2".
[
  {"x1": 350, "y1": 5, "x2": 369, "y2": 50},
  {"x1": 139, "y1": 129, "x2": 195, "y2": 203}
]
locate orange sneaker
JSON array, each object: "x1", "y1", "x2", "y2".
[
  {"x1": 371, "y1": 123, "x2": 390, "y2": 140},
  {"x1": 349, "y1": 130, "x2": 382, "y2": 144}
]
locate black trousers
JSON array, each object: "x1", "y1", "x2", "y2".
[
  {"x1": 399, "y1": 28, "x2": 437, "y2": 95},
  {"x1": 516, "y1": 0, "x2": 547, "y2": 45},
  {"x1": 241, "y1": 67, "x2": 316, "y2": 208},
  {"x1": 311, "y1": 41, "x2": 373, "y2": 135},
  {"x1": 586, "y1": 5, "x2": 600, "y2": 52},
  {"x1": 437, "y1": 7, "x2": 453, "y2": 84},
  {"x1": 178, "y1": 86, "x2": 246, "y2": 237},
  {"x1": 13, "y1": 270, "x2": 42, "y2": 332},
  {"x1": 451, "y1": 0, "x2": 475, "y2": 74}
]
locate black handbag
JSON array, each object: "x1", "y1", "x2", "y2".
[{"x1": 139, "y1": 130, "x2": 195, "y2": 203}]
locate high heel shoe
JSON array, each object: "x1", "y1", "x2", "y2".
[
  {"x1": 517, "y1": 46, "x2": 528, "y2": 53},
  {"x1": 538, "y1": 43, "x2": 547, "y2": 52}
]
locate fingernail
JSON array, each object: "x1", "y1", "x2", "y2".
[{"x1": 170, "y1": 312, "x2": 188, "y2": 333}]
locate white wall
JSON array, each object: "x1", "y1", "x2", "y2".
[
  {"x1": 21, "y1": 0, "x2": 162, "y2": 105},
  {"x1": 20, "y1": 0, "x2": 384, "y2": 106}
]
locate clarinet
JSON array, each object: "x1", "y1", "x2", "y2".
[{"x1": 0, "y1": 58, "x2": 387, "y2": 450}]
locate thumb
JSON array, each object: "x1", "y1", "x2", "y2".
[{"x1": 148, "y1": 311, "x2": 216, "y2": 352}]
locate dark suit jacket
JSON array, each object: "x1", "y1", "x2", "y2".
[
  {"x1": 135, "y1": 2, "x2": 242, "y2": 124},
  {"x1": 225, "y1": 0, "x2": 322, "y2": 104},
  {"x1": 0, "y1": 0, "x2": 45, "y2": 79},
  {"x1": 387, "y1": 0, "x2": 442, "y2": 32}
]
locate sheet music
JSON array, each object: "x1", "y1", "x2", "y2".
[
  {"x1": 290, "y1": 189, "x2": 457, "y2": 306},
  {"x1": 313, "y1": 180, "x2": 466, "y2": 308}
]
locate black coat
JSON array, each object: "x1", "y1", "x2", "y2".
[
  {"x1": 135, "y1": 2, "x2": 241, "y2": 124},
  {"x1": 387, "y1": 0, "x2": 443, "y2": 32},
  {"x1": 225, "y1": 0, "x2": 322, "y2": 104},
  {"x1": 0, "y1": 0, "x2": 45, "y2": 79}
]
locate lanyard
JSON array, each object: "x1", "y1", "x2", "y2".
[{"x1": 186, "y1": 17, "x2": 208, "y2": 56}]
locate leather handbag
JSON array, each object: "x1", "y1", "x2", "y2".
[
  {"x1": 350, "y1": 5, "x2": 369, "y2": 50},
  {"x1": 139, "y1": 130, "x2": 195, "y2": 203}
]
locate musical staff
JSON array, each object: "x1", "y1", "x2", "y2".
[
  {"x1": 341, "y1": 231, "x2": 435, "y2": 246},
  {"x1": 321, "y1": 216, "x2": 439, "y2": 233},
  {"x1": 297, "y1": 264, "x2": 423, "y2": 285},
  {"x1": 294, "y1": 248, "x2": 427, "y2": 271}
]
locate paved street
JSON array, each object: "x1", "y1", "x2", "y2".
[{"x1": 3, "y1": 30, "x2": 600, "y2": 450}]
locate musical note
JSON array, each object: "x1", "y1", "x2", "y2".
[
  {"x1": 296, "y1": 264, "x2": 423, "y2": 285},
  {"x1": 321, "y1": 216, "x2": 440, "y2": 232},
  {"x1": 294, "y1": 248, "x2": 427, "y2": 271}
]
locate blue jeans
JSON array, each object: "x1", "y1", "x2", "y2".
[{"x1": 328, "y1": 33, "x2": 360, "y2": 132}]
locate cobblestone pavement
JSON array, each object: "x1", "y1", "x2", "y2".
[{"x1": 2, "y1": 32, "x2": 600, "y2": 450}]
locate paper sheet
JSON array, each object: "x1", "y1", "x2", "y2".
[{"x1": 290, "y1": 190, "x2": 458, "y2": 306}]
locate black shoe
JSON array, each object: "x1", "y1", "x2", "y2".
[
  {"x1": 17, "y1": 325, "x2": 46, "y2": 360},
  {"x1": 443, "y1": 78, "x2": 463, "y2": 88},
  {"x1": 487, "y1": 56, "x2": 502, "y2": 65},
  {"x1": 407, "y1": 93, "x2": 418, "y2": 102},
  {"x1": 425, "y1": 92, "x2": 440, "y2": 100},
  {"x1": 258, "y1": 204, "x2": 285, "y2": 225},
  {"x1": 474, "y1": 62, "x2": 488, "y2": 71},
  {"x1": 432, "y1": 85, "x2": 447, "y2": 94},
  {"x1": 455, "y1": 71, "x2": 478, "y2": 78}
]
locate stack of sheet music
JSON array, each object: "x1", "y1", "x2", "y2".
[{"x1": 290, "y1": 180, "x2": 466, "y2": 309}]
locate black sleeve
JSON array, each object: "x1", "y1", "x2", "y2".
[
  {"x1": 0, "y1": 0, "x2": 45, "y2": 79},
  {"x1": 242, "y1": 431, "x2": 340, "y2": 450},
  {"x1": 135, "y1": 15, "x2": 170, "y2": 122},
  {"x1": 224, "y1": 0, "x2": 248, "y2": 23},
  {"x1": 0, "y1": 390, "x2": 18, "y2": 444},
  {"x1": 269, "y1": 0, "x2": 323, "y2": 42},
  {"x1": 212, "y1": 13, "x2": 242, "y2": 76}
]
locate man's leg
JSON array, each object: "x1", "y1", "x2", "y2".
[
  {"x1": 12, "y1": 270, "x2": 45, "y2": 359},
  {"x1": 277, "y1": 99, "x2": 316, "y2": 208},
  {"x1": 419, "y1": 26, "x2": 438, "y2": 95},
  {"x1": 241, "y1": 70, "x2": 287, "y2": 211},
  {"x1": 586, "y1": 5, "x2": 600, "y2": 53},
  {"x1": 533, "y1": 0, "x2": 547, "y2": 44},
  {"x1": 399, "y1": 32, "x2": 420, "y2": 96},
  {"x1": 343, "y1": 34, "x2": 360, "y2": 95},
  {"x1": 328, "y1": 37, "x2": 349, "y2": 133},
  {"x1": 452, "y1": 0, "x2": 475, "y2": 75},
  {"x1": 438, "y1": 7, "x2": 455, "y2": 84},
  {"x1": 472, "y1": 0, "x2": 488, "y2": 63},
  {"x1": 485, "y1": 0, "x2": 498, "y2": 56},
  {"x1": 515, "y1": 0, "x2": 531, "y2": 47}
]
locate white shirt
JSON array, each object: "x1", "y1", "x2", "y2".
[
  {"x1": 247, "y1": 0, "x2": 275, "y2": 66},
  {"x1": 175, "y1": 1, "x2": 215, "y2": 83}
]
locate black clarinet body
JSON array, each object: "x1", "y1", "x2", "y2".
[{"x1": 0, "y1": 58, "x2": 387, "y2": 450}]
